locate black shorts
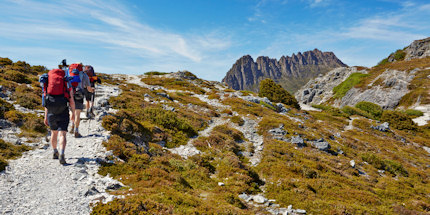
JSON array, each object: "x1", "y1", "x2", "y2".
[
  {"x1": 47, "y1": 110, "x2": 69, "y2": 131},
  {"x1": 84, "y1": 89, "x2": 94, "y2": 102},
  {"x1": 75, "y1": 98, "x2": 84, "y2": 110}
]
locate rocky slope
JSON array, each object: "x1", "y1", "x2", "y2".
[
  {"x1": 222, "y1": 49, "x2": 347, "y2": 93},
  {"x1": 1, "y1": 51, "x2": 430, "y2": 215},
  {"x1": 296, "y1": 37, "x2": 430, "y2": 111}
]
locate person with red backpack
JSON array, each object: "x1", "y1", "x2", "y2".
[
  {"x1": 40, "y1": 68, "x2": 75, "y2": 165},
  {"x1": 68, "y1": 62, "x2": 94, "y2": 138},
  {"x1": 83, "y1": 65, "x2": 101, "y2": 118}
]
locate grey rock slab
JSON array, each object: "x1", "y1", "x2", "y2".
[
  {"x1": 371, "y1": 122, "x2": 390, "y2": 132},
  {"x1": 239, "y1": 193, "x2": 252, "y2": 202},
  {"x1": 311, "y1": 139, "x2": 331, "y2": 151},
  {"x1": 290, "y1": 136, "x2": 305, "y2": 147}
]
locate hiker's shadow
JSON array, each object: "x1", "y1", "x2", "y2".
[
  {"x1": 71, "y1": 156, "x2": 105, "y2": 166},
  {"x1": 84, "y1": 133, "x2": 104, "y2": 138}
]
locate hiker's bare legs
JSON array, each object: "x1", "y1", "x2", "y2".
[
  {"x1": 51, "y1": 130, "x2": 58, "y2": 149},
  {"x1": 74, "y1": 109, "x2": 81, "y2": 129},
  {"x1": 59, "y1": 131, "x2": 67, "y2": 152}
]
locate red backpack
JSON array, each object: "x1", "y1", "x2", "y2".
[
  {"x1": 47, "y1": 69, "x2": 68, "y2": 96},
  {"x1": 43, "y1": 69, "x2": 70, "y2": 114}
]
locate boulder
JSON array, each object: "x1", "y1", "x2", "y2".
[
  {"x1": 290, "y1": 136, "x2": 305, "y2": 147},
  {"x1": 252, "y1": 194, "x2": 267, "y2": 204},
  {"x1": 97, "y1": 98, "x2": 109, "y2": 107},
  {"x1": 276, "y1": 103, "x2": 291, "y2": 113},
  {"x1": 0, "y1": 119, "x2": 12, "y2": 129},
  {"x1": 311, "y1": 138, "x2": 331, "y2": 151},
  {"x1": 84, "y1": 186, "x2": 100, "y2": 196},
  {"x1": 269, "y1": 124, "x2": 287, "y2": 136},
  {"x1": 371, "y1": 122, "x2": 389, "y2": 132},
  {"x1": 156, "y1": 92, "x2": 173, "y2": 100}
]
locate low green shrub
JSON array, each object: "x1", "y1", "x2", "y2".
[
  {"x1": 311, "y1": 104, "x2": 349, "y2": 118},
  {"x1": 12, "y1": 85, "x2": 42, "y2": 110},
  {"x1": 333, "y1": 73, "x2": 369, "y2": 99},
  {"x1": 377, "y1": 58, "x2": 389, "y2": 67},
  {"x1": 0, "y1": 98, "x2": 14, "y2": 119},
  {"x1": 341, "y1": 106, "x2": 372, "y2": 118},
  {"x1": 0, "y1": 139, "x2": 31, "y2": 171},
  {"x1": 403, "y1": 109, "x2": 424, "y2": 118},
  {"x1": 361, "y1": 153, "x2": 408, "y2": 176},
  {"x1": 144, "y1": 71, "x2": 169, "y2": 75},
  {"x1": 259, "y1": 101, "x2": 277, "y2": 111},
  {"x1": 392, "y1": 49, "x2": 406, "y2": 61},
  {"x1": 259, "y1": 79, "x2": 299, "y2": 109},
  {"x1": 380, "y1": 110, "x2": 417, "y2": 130},
  {"x1": 2, "y1": 70, "x2": 30, "y2": 84},
  {"x1": 355, "y1": 101, "x2": 383, "y2": 119},
  {"x1": 0, "y1": 57, "x2": 13, "y2": 67}
]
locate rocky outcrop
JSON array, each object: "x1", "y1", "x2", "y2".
[
  {"x1": 295, "y1": 67, "x2": 367, "y2": 105},
  {"x1": 338, "y1": 69, "x2": 416, "y2": 109},
  {"x1": 296, "y1": 66, "x2": 418, "y2": 109},
  {"x1": 405, "y1": 37, "x2": 430, "y2": 60},
  {"x1": 222, "y1": 49, "x2": 347, "y2": 93}
]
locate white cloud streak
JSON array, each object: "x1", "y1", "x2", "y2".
[{"x1": 0, "y1": 0, "x2": 230, "y2": 64}]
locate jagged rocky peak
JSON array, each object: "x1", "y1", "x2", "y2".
[{"x1": 222, "y1": 49, "x2": 347, "y2": 93}]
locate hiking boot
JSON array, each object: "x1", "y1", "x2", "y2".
[
  {"x1": 70, "y1": 124, "x2": 75, "y2": 134},
  {"x1": 74, "y1": 131, "x2": 82, "y2": 138},
  {"x1": 59, "y1": 154, "x2": 66, "y2": 165},
  {"x1": 53, "y1": 151, "x2": 59, "y2": 159}
]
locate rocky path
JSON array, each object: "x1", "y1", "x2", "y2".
[
  {"x1": 0, "y1": 84, "x2": 122, "y2": 215},
  {"x1": 412, "y1": 104, "x2": 430, "y2": 126},
  {"x1": 168, "y1": 117, "x2": 228, "y2": 158},
  {"x1": 344, "y1": 116, "x2": 359, "y2": 131}
]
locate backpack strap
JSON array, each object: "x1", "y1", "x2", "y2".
[{"x1": 78, "y1": 71, "x2": 84, "y2": 90}]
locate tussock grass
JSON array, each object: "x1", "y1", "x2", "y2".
[
  {"x1": 332, "y1": 73, "x2": 369, "y2": 99},
  {"x1": 141, "y1": 76, "x2": 205, "y2": 94}
]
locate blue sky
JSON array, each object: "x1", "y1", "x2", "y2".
[{"x1": 0, "y1": 0, "x2": 429, "y2": 81}]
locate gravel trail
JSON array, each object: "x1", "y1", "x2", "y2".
[{"x1": 0, "y1": 84, "x2": 122, "y2": 215}]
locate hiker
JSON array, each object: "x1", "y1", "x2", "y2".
[
  {"x1": 68, "y1": 63, "x2": 94, "y2": 138},
  {"x1": 41, "y1": 68, "x2": 76, "y2": 165},
  {"x1": 83, "y1": 65, "x2": 101, "y2": 118}
]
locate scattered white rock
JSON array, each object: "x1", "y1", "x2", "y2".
[
  {"x1": 253, "y1": 194, "x2": 267, "y2": 204},
  {"x1": 423, "y1": 146, "x2": 430, "y2": 154},
  {"x1": 350, "y1": 160, "x2": 356, "y2": 168}
]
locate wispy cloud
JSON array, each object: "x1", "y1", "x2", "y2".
[
  {"x1": 0, "y1": 0, "x2": 230, "y2": 64},
  {"x1": 260, "y1": 1, "x2": 430, "y2": 67}
]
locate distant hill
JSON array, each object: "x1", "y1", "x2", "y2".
[{"x1": 222, "y1": 49, "x2": 347, "y2": 93}]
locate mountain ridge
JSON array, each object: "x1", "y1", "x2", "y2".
[{"x1": 222, "y1": 49, "x2": 347, "y2": 93}]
